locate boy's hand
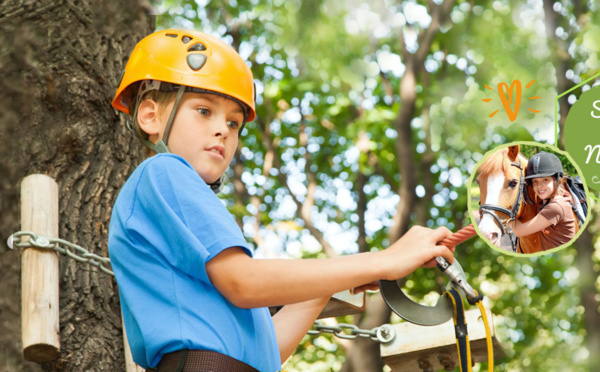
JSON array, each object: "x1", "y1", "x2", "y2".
[
  {"x1": 349, "y1": 282, "x2": 380, "y2": 295},
  {"x1": 380, "y1": 226, "x2": 454, "y2": 281}
]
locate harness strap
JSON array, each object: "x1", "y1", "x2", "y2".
[
  {"x1": 146, "y1": 350, "x2": 259, "y2": 372},
  {"x1": 475, "y1": 295, "x2": 495, "y2": 372},
  {"x1": 445, "y1": 288, "x2": 494, "y2": 372},
  {"x1": 446, "y1": 289, "x2": 471, "y2": 372},
  {"x1": 441, "y1": 229, "x2": 494, "y2": 371},
  {"x1": 510, "y1": 233, "x2": 520, "y2": 254},
  {"x1": 479, "y1": 206, "x2": 509, "y2": 234}
]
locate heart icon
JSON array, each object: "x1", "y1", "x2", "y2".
[{"x1": 498, "y1": 80, "x2": 522, "y2": 122}]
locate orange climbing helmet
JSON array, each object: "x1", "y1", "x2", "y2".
[{"x1": 112, "y1": 29, "x2": 256, "y2": 122}]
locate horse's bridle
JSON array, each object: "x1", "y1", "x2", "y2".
[{"x1": 479, "y1": 161, "x2": 529, "y2": 252}]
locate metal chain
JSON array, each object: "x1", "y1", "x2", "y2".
[
  {"x1": 307, "y1": 322, "x2": 395, "y2": 344},
  {"x1": 9, "y1": 231, "x2": 114, "y2": 276},
  {"x1": 8, "y1": 232, "x2": 398, "y2": 344}
]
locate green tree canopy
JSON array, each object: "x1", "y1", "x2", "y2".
[{"x1": 154, "y1": 1, "x2": 600, "y2": 371}]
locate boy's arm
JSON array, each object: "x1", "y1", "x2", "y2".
[
  {"x1": 205, "y1": 226, "x2": 453, "y2": 309},
  {"x1": 271, "y1": 296, "x2": 330, "y2": 363},
  {"x1": 272, "y1": 284, "x2": 377, "y2": 363}
]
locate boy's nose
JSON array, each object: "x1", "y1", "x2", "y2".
[{"x1": 213, "y1": 118, "x2": 230, "y2": 137}]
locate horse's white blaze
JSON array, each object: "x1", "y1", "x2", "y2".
[
  {"x1": 478, "y1": 172, "x2": 505, "y2": 243},
  {"x1": 484, "y1": 173, "x2": 504, "y2": 205}
]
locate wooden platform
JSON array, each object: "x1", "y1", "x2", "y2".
[
  {"x1": 270, "y1": 290, "x2": 366, "y2": 319},
  {"x1": 318, "y1": 290, "x2": 365, "y2": 319},
  {"x1": 380, "y1": 308, "x2": 505, "y2": 371}
]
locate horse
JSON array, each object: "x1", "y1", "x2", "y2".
[{"x1": 475, "y1": 145, "x2": 541, "y2": 254}]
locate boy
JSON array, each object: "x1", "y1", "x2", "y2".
[{"x1": 108, "y1": 29, "x2": 454, "y2": 372}]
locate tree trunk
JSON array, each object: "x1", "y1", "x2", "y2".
[
  {"x1": 575, "y1": 227, "x2": 600, "y2": 370},
  {"x1": 542, "y1": 0, "x2": 570, "y2": 150},
  {"x1": 0, "y1": 1, "x2": 153, "y2": 371},
  {"x1": 542, "y1": 2, "x2": 600, "y2": 369},
  {"x1": 343, "y1": 2, "x2": 455, "y2": 370}
]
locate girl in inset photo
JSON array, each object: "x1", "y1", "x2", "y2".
[{"x1": 507, "y1": 151, "x2": 583, "y2": 252}]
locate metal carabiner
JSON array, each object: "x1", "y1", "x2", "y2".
[{"x1": 379, "y1": 258, "x2": 476, "y2": 326}]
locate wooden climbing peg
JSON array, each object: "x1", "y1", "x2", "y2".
[{"x1": 20, "y1": 174, "x2": 60, "y2": 362}]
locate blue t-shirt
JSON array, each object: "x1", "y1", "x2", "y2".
[{"x1": 108, "y1": 154, "x2": 281, "y2": 370}]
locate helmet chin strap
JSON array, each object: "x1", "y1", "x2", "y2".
[
  {"x1": 149, "y1": 84, "x2": 186, "y2": 154},
  {"x1": 129, "y1": 82, "x2": 185, "y2": 154}
]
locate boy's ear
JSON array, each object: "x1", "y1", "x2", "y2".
[{"x1": 137, "y1": 99, "x2": 163, "y2": 137}]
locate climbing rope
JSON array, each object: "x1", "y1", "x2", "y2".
[{"x1": 440, "y1": 224, "x2": 476, "y2": 247}]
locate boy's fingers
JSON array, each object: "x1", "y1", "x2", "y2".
[
  {"x1": 436, "y1": 245, "x2": 454, "y2": 263},
  {"x1": 350, "y1": 282, "x2": 380, "y2": 295},
  {"x1": 422, "y1": 258, "x2": 438, "y2": 268},
  {"x1": 421, "y1": 245, "x2": 454, "y2": 268},
  {"x1": 431, "y1": 226, "x2": 453, "y2": 243}
]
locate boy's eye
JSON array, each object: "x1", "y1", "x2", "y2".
[
  {"x1": 227, "y1": 120, "x2": 240, "y2": 130},
  {"x1": 197, "y1": 108, "x2": 210, "y2": 116}
]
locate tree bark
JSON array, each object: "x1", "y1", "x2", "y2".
[{"x1": 0, "y1": 1, "x2": 153, "y2": 371}]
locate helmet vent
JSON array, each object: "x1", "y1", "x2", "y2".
[
  {"x1": 182, "y1": 35, "x2": 192, "y2": 44},
  {"x1": 188, "y1": 43, "x2": 207, "y2": 52},
  {"x1": 187, "y1": 54, "x2": 207, "y2": 71},
  {"x1": 165, "y1": 33, "x2": 178, "y2": 38},
  {"x1": 533, "y1": 156, "x2": 540, "y2": 173}
]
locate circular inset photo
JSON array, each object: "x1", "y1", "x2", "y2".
[{"x1": 468, "y1": 142, "x2": 591, "y2": 255}]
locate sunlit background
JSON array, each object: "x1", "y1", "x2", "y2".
[{"x1": 151, "y1": 1, "x2": 599, "y2": 371}]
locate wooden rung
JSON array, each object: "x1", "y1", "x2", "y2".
[
  {"x1": 380, "y1": 308, "x2": 505, "y2": 372},
  {"x1": 318, "y1": 290, "x2": 365, "y2": 319},
  {"x1": 21, "y1": 174, "x2": 60, "y2": 362},
  {"x1": 269, "y1": 290, "x2": 365, "y2": 319}
]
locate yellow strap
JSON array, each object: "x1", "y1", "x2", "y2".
[
  {"x1": 476, "y1": 300, "x2": 494, "y2": 372},
  {"x1": 446, "y1": 290, "x2": 471, "y2": 372},
  {"x1": 447, "y1": 289, "x2": 494, "y2": 372}
]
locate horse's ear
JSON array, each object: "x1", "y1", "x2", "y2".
[{"x1": 507, "y1": 145, "x2": 520, "y2": 161}]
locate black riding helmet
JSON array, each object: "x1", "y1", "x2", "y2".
[{"x1": 525, "y1": 152, "x2": 563, "y2": 183}]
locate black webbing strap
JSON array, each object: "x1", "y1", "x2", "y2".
[
  {"x1": 446, "y1": 288, "x2": 471, "y2": 372},
  {"x1": 146, "y1": 349, "x2": 259, "y2": 372}
]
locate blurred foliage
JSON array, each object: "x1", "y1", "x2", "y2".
[{"x1": 154, "y1": 0, "x2": 600, "y2": 371}]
